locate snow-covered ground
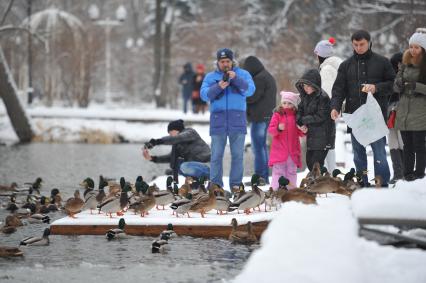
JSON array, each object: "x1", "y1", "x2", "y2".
[{"x1": 234, "y1": 178, "x2": 426, "y2": 283}]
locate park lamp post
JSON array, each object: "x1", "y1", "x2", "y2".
[{"x1": 88, "y1": 4, "x2": 127, "y2": 105}]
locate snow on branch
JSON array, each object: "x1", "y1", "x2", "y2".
[
  {"x1": 346, "y1": 0, "x2": 426, "y2": 15},
  {"x1": 370, "y1": 16, "x2": 404, "y2": 37}
]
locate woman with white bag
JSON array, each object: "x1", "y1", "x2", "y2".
[{"x1": 394, "y1": 28, "x2": 426, "y2": 181}]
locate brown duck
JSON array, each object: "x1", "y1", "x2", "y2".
[
  {"x1": 189, "y1": 183, "x2": 218, "y2": 218},
  {"x1": 64, "y1": 190, "x2": 84, "y2": 218},
  {"x1": 229, "y1": 218, "x2": 257, "y2": 245},
  {"x1": 281, "y1": 189, "x2": 317, "y2": 205}
]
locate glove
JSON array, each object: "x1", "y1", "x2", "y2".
[
  {"x1": 149, "y1": 138, "x2": 163, "y2": 147},
  {"x1": 404, "y1": 82, "x2": 416, "y2": 92}
]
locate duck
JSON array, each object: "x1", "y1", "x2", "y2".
[
  {"x1": 38, "y1": 196, "x2": 50, "y2": 214},
  {"x1": 154, "y1": 176, "x2": 176, "y2": 210},
  {"x1": 332, "y1": 169, "x2": 344, "y2": 181},
  {"x1": 64, "y1": 190, "x2": 85, "y2": 218},
  {"x1": 5, "y1": 214, "x2": 23, "y2": 227},
  {"x1": 95, "y1": 177, "x2": 108, "y2": 209},
  {"x1": 20, "y1": 228, "x2": 50, "y2": 246},
  {"x1": 281, "y1": 189, "x2": 317, "y2": 205},
  {"x1": 27, "y1": 213, "x2": 50, "y2": 224},
  {"x1": 129, "y1": 185, "x2": 156, "y2": 217},
  {"x1": 0, "y1": 246, "x2": 23, "y2": 257},
  {"x1": 250, "y1": 174, "x2": 266, "y2": 211},
  {"x1": 25, "y1": 177, "x2": 42, "y2": 195},
  {"x1": 189, "y1": 183, "x2": 218, "y2": 218},
  {"x1": 106, "y1": 218, "x2": 127, "y2": 240},
  {"x1": 151, "y1": 233, "x2": 171, "y2": 254},
  {"x1": 1, "y1": 226, "x2": 17, "y2": 234},
  {"x1": 21, "y1": 195, "x2": 37, "y2": 213},
  {"x1": 81, "y1": 178, "x2": 98, "y2": 214},
  {"x1": 134, "y1": 176, "x2": 149, "y2": 195},
  {"x1": 47, "y1": 195, "x2": 61, "y2": 212},
  {"x1": 160, "y1": 223, "x2": 177, "y2": 239},
  {"x1": 170, "y1": 193, "x2": 192, "y2": 218},
  {"x1": 6, "y1": 194, "x2": 19, "y2": 212},
  {"x1": 0, "y1": 182, "x2": 18, "y2": 192},
  {"x1": 178, "y1": 178, "x2": 192, "y2": 197},
  {"x1": 232, "y1": 183, "x2": 246, "y2": 202},
  {"x1": 228, "y1": 218, "x2": 257, "y2": 245},
  {"x1": 264, "y1": 187, "x2": 282, "y2": 211},
  {"x1": 228, "y1": 185, "x2": 261, "y2": 215},
  {"x1": 215, "y1": 190, "x2": 231, "y2": 215},
  {"x1": 371, "y1": 175, "x2": 384, "y2": 189},
  {"x1": 107, "y1": 177, "x2": 124, "y2": 198},
  {"x1": 98, "y1": 182, "x2": 130, "y2": 218}
]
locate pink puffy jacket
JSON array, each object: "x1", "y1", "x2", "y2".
[{"x1": 268, "y1": 108, "x2": 304, "y2": 168}]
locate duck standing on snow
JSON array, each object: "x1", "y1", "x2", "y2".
[
  {"x1": 129, "y1": 185, "x2": 156, "y2": 217},
  {"x1": 154, "y1": 176, "x2": 176, "y2": 210},
  {"x1": 229, "y1": 218, "x2": 257, "y2": 245},
  {"x1": 189, "y1": 183, "x2": 217, "y2": 218},
  {"x1": 106, "y1": 218, "x2": 127, "y2": 240},
  {"x1": 20, "y1": 228, "x2": 50, "y2": 246},
  {"x1": 64, "y1": 190, "x2": 84, "y2": 218},
  {"x1": 170, "y1": 193, "x2": 192, "y2": 218},
  {"x1": 81, "y1": 178, "x2": 98, "y2": 214},
  {"x1": 98, "y1": 182, "x2": 130, "y2": 218}
]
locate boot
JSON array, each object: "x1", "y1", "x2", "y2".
[{"x1": 389, "y1": 149, "x2": 404, "y2": 184}]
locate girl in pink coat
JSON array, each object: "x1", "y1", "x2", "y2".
[{"x1": 268, "y1": 91, "x2": 305, "y2": 190}]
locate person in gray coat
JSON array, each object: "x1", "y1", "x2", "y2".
[
  {"x1": 243, "y1": 56, "x2": 277, "y2": 184},
  {"x1": 142, "y1": 119, "x2": 211, "y2": 182},
  {"x1": 394, "y1": 29, "x2": 426, "y2": 181}
]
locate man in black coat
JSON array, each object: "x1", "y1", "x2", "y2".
[
  {"x1": 243, "y1": 56, "x2": 277, "y2": 184},
  {"x1": 330, "y1": 30, "x2": 395, "y2": 186},
  {"x1": 296, "y1": 69, "x2": 335, "y2": 171},
  {"x1": 142, "y1": 119, "x2": 211, "y2": 182}
]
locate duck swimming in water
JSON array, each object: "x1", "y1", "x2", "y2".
[
  {"x1": 106, "y1": 218, "x2": 127, "y2": 240},
  {"x1": 20, "y1": 228, "x2": 50, "y2": 246},
  {"x1": 228, "y1": 218, "x2": 257, "y2": 245}
]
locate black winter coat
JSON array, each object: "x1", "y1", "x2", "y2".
[
  {"x1": 243, "y1": 56, "x2": 277, "y2": 122},
  {"x1": 296, "y1": 69, "x2": 336, "y2": 151},
  {"x1": 152, "y1": 128, "x2": 211, "y2": 180},
  {"x1": 331, "y1": 49, "x2": 395, "y2": 122}
]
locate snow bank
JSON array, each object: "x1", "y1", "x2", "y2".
[{"x1": 234, "y1": 181, "x2": 426, "y2": 283}]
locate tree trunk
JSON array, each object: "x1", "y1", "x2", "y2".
[
  {"x1": 161, "y1": 17, "x2": 172, "y2": 108},
  {"x1": 153, "y1": 0, "x2": 166, "y2": 107},
  {"x1": 78, "y1": 32, "x2": 90, "y2": 108},
  {"x1": 0, "y1": 46, "x2": 33, "y2": 142}
]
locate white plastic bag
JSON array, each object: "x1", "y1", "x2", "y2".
[{"x1": 342, "y1": 93, "x2": 389, "y2": 147}]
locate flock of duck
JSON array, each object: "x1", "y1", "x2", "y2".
[{"x1": 0, "y1": 164, "x2": 381, "y2": 257}]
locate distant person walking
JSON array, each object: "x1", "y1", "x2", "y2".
[
  {"x1": 394, "y1": 28, "x2": 426, "y2": 181},
  {"x1": 179, "y1": 63, "x2": 195, "y2": 114},
  {"x1": 296, "y1": 69, "x2": 335, "y2": 171},
  {"x1": 243, "y1": 56, "x2": 277, "y2": 185},
  {"x1": 192, "y1": 64, "x2": 208, "y2": 114},
  {"x1": 331, "y1": 30, "x2": 395, "y2": 186},
  {"x1": 200, "y1": 48, "x2": 255, "y2": 189},
  {"x1": 268, "y1": 91, "x2": 303, "y2": 190},
  {"x1": 388, "y1": 52, "x2": 405, "y2": 184},
  {"x1": 314, "y1": 37, "x2": 343, "y2": 172}
]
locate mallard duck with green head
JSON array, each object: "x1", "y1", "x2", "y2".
[
  {"x1": 27, "y1": 213, "x2": 50, "y2": 224},
  {"x1": 106, "y1": 218, "x2": 127, "y2": 240},
  {"x1": 20, "y1": 228, "x2": 50, "y2": 246},
  {"x1": 160, "y1": 223, "x2": 177, "y2": 239},
  {"x1": 151, "y1": 233, "x2": 170, "y2": 254},
  {"x1": 25, "y1": 177, "x2": 42, "y2": 195}
]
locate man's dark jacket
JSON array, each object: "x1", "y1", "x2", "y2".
[
  {"x1": 243, "y1": 56, "x2": 277, "y2": 122},
  {"x1": 331, "y1": 49, "x2": 395, "y2": 123},
  {"x1": 152, "y1": 128, "x2": 210, "y2": 180}
]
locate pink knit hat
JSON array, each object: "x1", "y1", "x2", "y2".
[{"x1": 280, "y1": 91, "x2": 300, "y2": 109}]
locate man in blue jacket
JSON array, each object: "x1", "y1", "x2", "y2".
[{"x1": 201, "y1": 48, "x2": 255, "y2": 189}]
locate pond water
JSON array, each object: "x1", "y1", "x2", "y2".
[{"x1": 0, "y1": 143, "x2": 257, "y2": 283}]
